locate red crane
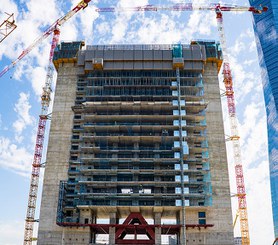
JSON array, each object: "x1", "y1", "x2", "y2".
[
  {"x1": 21, "y1": 1, "x2": 91, "y2": 244},
  {"x1": 95, "y1": 3, "x2": 267, "y2": 14},
  {"x1": 0, "y1": 1, "x2": 91, "y2": 78},
  {"x1": 95, "y1": 3, "x2": 268, "y2": 245}
]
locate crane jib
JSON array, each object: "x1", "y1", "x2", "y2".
[{"x1": 95, "y1": 3, "x2": 268, "y2": 14}]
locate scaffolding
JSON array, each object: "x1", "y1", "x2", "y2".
[{"x1": 51, "y1": 43, "x2": 223, "y2": 244}]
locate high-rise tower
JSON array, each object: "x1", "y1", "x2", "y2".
[
  {"x1": 37, "y1": 42, "x2": 234, "y2": 245},
  {"x1": 249, "y1": 0, "x2": 278, "y2": 238}
]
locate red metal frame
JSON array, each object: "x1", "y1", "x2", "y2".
[
  {"x1": 57, "y1": 212, "x2": 214, "y2": 244},
  {"x1": 115, "y1": 213, "x2": 155, "y2": 244},
  {"x1": 57, "y1": 222, "x2": 213, "y2": 231}
]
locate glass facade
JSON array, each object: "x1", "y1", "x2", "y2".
[{"x1": 249, "y1": 0, "x2": 278, "y2": 237}]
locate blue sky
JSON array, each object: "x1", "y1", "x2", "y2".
[{"x1": 0, "y1": 0, "x2": 274, "y2": 244}]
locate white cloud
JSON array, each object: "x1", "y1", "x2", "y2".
[
  {"x1": 246, "y1": 161, "x2": 274, "y2": 245},
  {"x1": 59, "y1": 20, "x2": 78, "y2": 42},
  {"x1": 0, "y1": 137, "x2": 32, "y2": 176},
  {"x1": 249, "y1": 40, "x2": 256, "y2": 52},
  {"x1": 26, "y1": 66, "x2": 47, "y2": 97},
  {"x1": 187, "y1": 11, "x2": 216, "y2": 37},
  {"x1": 109, "y1": 0, "x2": 149, "y2": 43},
  {"x1": 13, "y1": 92, "x2": 35, "y2": 140},
  {"x1": 0, "y1": 220, "x2": 24, "y2": 245},
  {"x1": 243, "y1": 59, "x2": 256, "y2": 66},
  {"x1": 78, "y1": 4, "x2": 99, "y2": 44},
  {"x1": 239, "y1": 102, "x2": 262, "y2": 144},
  {"x1": 130, "y1": 14, "x2": 184, "y2": 44},
  {"x1": 95, "y1": 21, "x2": 110, "y2": 37},
  {"x1": 24, "y1": 0, "x2": 59, "y2": 26},
  {"x1": 233, "y1": 39, "x2": 245, "y2": 55}
]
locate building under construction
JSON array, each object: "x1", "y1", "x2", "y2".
[{"x1": 37, "y1": 41, "x2": 234, "y2": 245}]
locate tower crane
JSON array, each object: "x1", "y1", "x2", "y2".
[
  {"x1": 95, "y1": 3, "x2": 267, "y2": 14},
  {"x1": 0, "y1": 0, "x2": 91, "y2": 78},
  {"x1": 95, "y1": 3, "x2": 268, "y2": 245},
  {"x1": 0, "y1": 12, "x2": 17, "y2": 44},
  {"x1": 21, "y1": 1, "x2": 91, "y2": 244}
]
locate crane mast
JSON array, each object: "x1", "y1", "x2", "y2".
[
  {"x1": 95, "y1": 3, "x2": 266, "y2": 245},
  {"x1": 23, "y1": 28, "x2": 60, "y2": 245},
  {"x1": 23, "y1": 1, "x2": 91, "y2": 244}
]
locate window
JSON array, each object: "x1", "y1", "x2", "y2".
[
  {"x1": 198, "y1": 212, "x2": 206, "y2": 218},
  {"x1": 198, "y1": 212, "x2": 206, "y2": 225},
  {"x1": 175, "y1": 176, "x2": 181, "y2": 182},
  {"x1": 72, "y1": 135, "x2": 79, "y2": 139},
  {"x1": 174, "y1": 131, "x2": 179, "y2": 136},
  {"x1": 199, "y1": 219, "x2": 206, "y2": 225},
  {"x1": 184, "y1": 200, "x2": 189, "y2": 206},
  {"x1": 174, "y1": 131, "x2": 187, "y2": 137},
  {"x1": 175, "y1": 200, "x2": 182, "y2": 206},
  {"x1": 69, "y1": 178, "x2": 75, "y2": 183},
  {"x1": 172, "y1": 100, "x2": 178, "y2": 106},
  {"x1": 66, "y1": 210, "x2": 73, "y2": 216},
  {"x1": 173, "y1": 110, "x2": 179, "y2": 115},
  {"x1": 182, "y1": 142, "x2": 189, "y2": 154},
  {"x1": 174, "y1": 152, "x2": 180, "y2": 158},
  {"x1": 181, "y1": 110, "x2": 186, "y2": 116}
]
